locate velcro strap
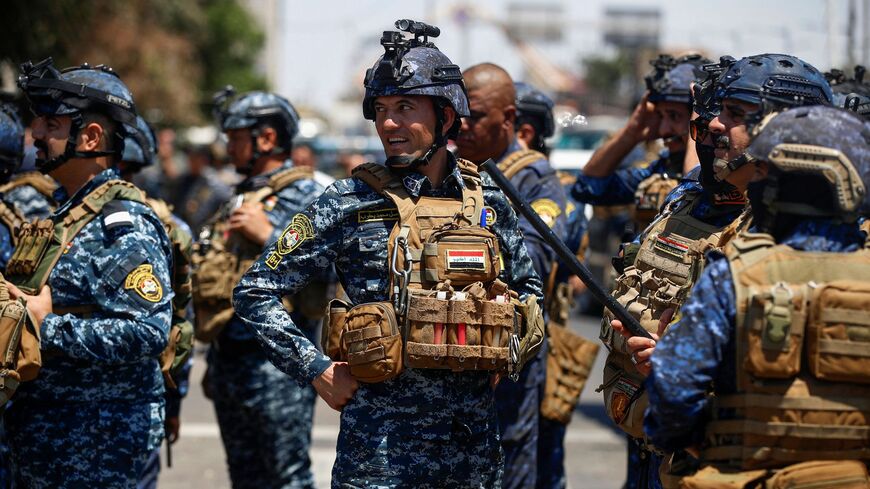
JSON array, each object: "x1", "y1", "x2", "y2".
[
  {"x1": 818, "y1": 338, "x2": 870, "y2": 357},
  {"x1": 820, "y1": 308, "x2": 870, "y2": 326},
  {"x1": 343, "y1": 326, "x2": 382, "y2": 344},
  {"x1": 347, "y1": 345, "x2": 385, "y2": 366},
  {"x1": 716, "y1": 393, "x2": 870, "y2": 411},
  {"x1": 637, "y1": 248, "x2": 691, "y2": 278}
]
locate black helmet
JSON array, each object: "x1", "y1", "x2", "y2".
[
  {"x1": 121, "y1": 115, "x2": 158, "y2": 171},
  {"x1": 362, "y1": 19, "x2": 468, "y2": 169},
  {"x1": 514, "y1": 81, "x2": 555, "y2": 138},
  {"x1": 746, "y1": 105, "x2": 869, "y2": 232},
  {"x1": 17, "y1": 58, "x2": 137, "y2": 174},
  {"x1": 692, "y1": 54, "x2": 833, "y2": 194},
  {"x1": 826, "y1": 66, "x2": 870, "y2": 120},
  {"x1": 0, "y1": 104, "x2": 24, "y2": 184},
  {"x1": 645, "y1": 53, "x2": 711, "y2": 105}
]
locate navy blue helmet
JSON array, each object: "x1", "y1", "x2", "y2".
[
  {"x1": 0, "y1": 104, "x2": 24, "y2": 183},
  {"x1": 514, "y1": 81, "x2": 555, "y2": 138},
  {"x1": 122, "y1": 115, "x2": 158, "y2": 170},
  {"x1": 17, "y1": 58, "x2": 137, "y2": 174},
  {"x1": 645, "y1": 53, "x2": 711, "y2": 105}
]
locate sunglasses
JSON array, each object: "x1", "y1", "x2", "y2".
[{"x1": 689, "y1": 117, "x2": 712, "y2": 142}]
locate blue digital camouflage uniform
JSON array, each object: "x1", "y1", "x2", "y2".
[
  {"x1": 208, "y1": 159, "x2": 324, "y2": 489},
  {"x1": 5, "y1": 182, "x2": 54, "y2": 220},
  {"x1": 233, "y1": 153, "x2": 544, "y2": 488},
  {"x1": 571, "y1": 150, "x2": 686, "y2": 207},
  {"x1": 4, "y1": 167, "x2": 173, "y2": 488},
  {"x1": 492, "y1": 139, "x2": 567, "y2": 489},
  {"x1": 0, "y1": 202, "x2": 14, "y2": 272},
  {"x1": 644, "y1": 220, "x2": 866, "y2": 452}
]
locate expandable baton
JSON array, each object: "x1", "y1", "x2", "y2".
[{"x1": 480, "y1": 159, "x2": 652, "y2": 340}]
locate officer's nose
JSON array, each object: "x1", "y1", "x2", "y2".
[
  {"x1": 381, "y1": 115, "x2": 400, "y2": 131},
  {"x1": 708, "y1": 115, "x2": 726, "y2": 135}
]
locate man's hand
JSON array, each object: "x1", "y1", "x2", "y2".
[
  {"x1": 623, "y1": 93, "x2": 662, "y2": 143},
  {"x1": 228, "y1": 202, "x2": 274, "y2": 245},
  {"x1": 611, "y1": 308, "x2": 674, "y2": 377},
  {"x1": 6, "y1": 282, "x2": 52, "y2": 327},
  {"x1": 312, "y1": 362, "x2": 358, "y2": 411},
  {"x1": 165, "y1": 416, "x2": 180, "y2": 444}
]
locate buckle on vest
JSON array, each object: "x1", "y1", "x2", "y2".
[{"x1": 763, "y1": 282, "x2": 794, "y2": 350}]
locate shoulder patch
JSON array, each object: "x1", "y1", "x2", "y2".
[
  {"x1": 531, "y1": 198, "x2": 562, "y2": 228},
  {"x1": 124, "y1": 263, "x2": 164, "y2": 302},
  {"x1": 103, "y1": 200, "x2": 134, "y2": 230},
  {"x1": 483, "y1": 206, "x2": 497, "y2": 227},
  {"x1": 276, "y1": 214, "x2": 314, "y2": 256}
]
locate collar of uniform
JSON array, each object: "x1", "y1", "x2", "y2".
[
  {"x1": 495, "y1": 138, "x2": 524, "y2": 164},
  {"x1": 52, "y1": 167, "x2": 121, "y2": 216},
  {"x1": 236, "y1": 159, "x2": 294, "y2": 193},
  {"x1": 780, "y1": 219, "x2": 866, "y2": 252},
  {"x1": 399, "y1": 153, "x2": 465, "y2": 198}
]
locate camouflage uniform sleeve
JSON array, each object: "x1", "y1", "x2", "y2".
[
  {"x1": 266, "y1": 179, "x2": 325, "y2": 246},
  {"x1": 484, "y1": 181, "x2": 545, "y2": 302},
  {"x1": 0, "y1": 222, "x2": 13, "y2": 272},
  {"x1": 571, "y1": 158, "x2": 663, "y2": 206},
  {"x1": 39, "y1": 203, "x2": 174, "y2": 365},
  {"x1": 233, "y1": 185, "x2": 341, "y2": 385},
  {"x1": 511, "y1": 164, "x2": 569, "y2": 287},
  {"x1": 644, "y1": 254, "x2": 737, "y2": 451}
]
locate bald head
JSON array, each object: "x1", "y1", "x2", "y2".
[
  {"x1": 456, "y1": 63, "x2": 518, "y2": 162},
  {"x1": 464, "y1": 63, "x2": 516, "y2": 110}
]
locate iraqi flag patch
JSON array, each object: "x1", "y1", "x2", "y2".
[
  {"x1": 446, "y1": 250, "x2": 486, "y2": 271},
  {"x1": 653, "y1": 233, "x2": 690, "y2": 258}
]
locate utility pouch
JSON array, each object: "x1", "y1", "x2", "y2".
[
  {"x1": 679, "y1": 465, "x2": 768, "y2": 489},
  {"x1": 6, "y1": 219, "x2": 53, "y2": 277},
  {"x1": 600, "y1": 350, "x2": 647, "y2": 439},
  {"x1": 512, "y1": 293, "x2": 546, "y2": 378},
  {"x1": 807, "y1": 280, "x2": 870, "y2": 384},
  {"x1": 159, "y1": 318, "x2": 194, "y2": 390},
  {"x1": 633, "y1": 175, "x2": 678, "y2": 228},
  {"x1": 190, "y1": 237, "x2": 250, "y2": 342},
  {"x1": 404, "y1": 281, "x2": 515, "y2": 372},
  {"x1": 322, "y1": 298, "x2": 351, "y2": 361},
  {"x1": 423, "y1": 225, "x2": 500, "y2": 287},
  {"x1": 341, "y1": 302, "x2": 403, "y2": 383},
  {"x1": 0, "y1": 277, "x2": 41, "y2": 406},
  {"x1": 765, "y1": 460, "x2": 870, "y2": 489},
  {"x1": 743, "y1": 283, "x2": 807, "y2": 379},
  {"x1": 541, "y1": 323, "x2": 599, "y2": 424}
]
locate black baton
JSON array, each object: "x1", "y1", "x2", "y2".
[{"x1": 481, "y1": 159, "x2": 652, "y2": 340}]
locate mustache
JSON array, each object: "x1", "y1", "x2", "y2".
[
  {"x1": 33, "y1": 140, "x2": 49, "y2": 154},
  {"x1": 712, "y1": 134, "x2": 730, "y2": 149}
]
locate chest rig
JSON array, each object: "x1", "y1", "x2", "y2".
[
  {"x1": 324, "y1": 160, "x2": 528, "y2": 383},
  {"x1": 191, "y1": 166, "x2": 313, "y2": 342},
  {"x1": 701, "y1": 233, "x2": 870, "y2": 470},
  {"x1": 601, "y1": 192, "x2": 750, "y2": 439},
  {"x1": 632, "y1": 173, "x2": 680, "y2": 231}
]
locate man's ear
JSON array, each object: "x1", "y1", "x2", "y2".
[
  {"x1": 78, "y1": 122, "x2": 105, "y2": 152},
  {"x1": 257, "y1": 126, "x2": 278, "y2": 153},
  {"x1": 441, "y1": 105, "x2": 456, "y2": 138},
  {"x1": 503, "y1": 104, "x2": 517, "y2": 130}
]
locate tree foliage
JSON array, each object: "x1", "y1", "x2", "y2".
[{"x1": 0, "y1": 0, "x2": 267, "y2": 125}]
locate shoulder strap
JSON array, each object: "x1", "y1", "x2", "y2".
[
  {"x1": 496, "y1": 149, "x2": 545, "y2": 180},
  {"x1": 268, "y1": 166, "x2": 314, "y2": 192},
  {"x1": 0, "y1": 201, "x2": 24, "y2": 245},
  {"x1": 62, "y1": 179, "x2": 148, "y2": 230},
  {"x1": 145, "y1": 197, "x2": 174, "y2": 227},
  {"x1": 0, "y1": 172, "x2": 58, "y2": 199},
  {"x1": 352, "y1": 162, "x2": 404, "y2": 194}
]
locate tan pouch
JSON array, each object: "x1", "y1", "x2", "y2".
[
  {"x1": 322, "y1": 298, "x2": 351, "y2": 361},
  {"x1": 341, "y1": 302, "x2": 403, "y2": 383},
  {"x1": 743, "y1": 283, "x2": 807, "y2": 379},
  {"x1": 0, "y1": 278, "x2": 41, "y2": 405},
  {"x1": 600, "y1": 350, "x2": 647, "y2": 439},
  {"x1": 423, "y1": 225, "x2": 501, "y2": 287},
  {"x1": 680, "y1": 466, "x2": 768, "y2": 489},
  {"x1": 765, "y1": 460, "x2": 870, "y2": 489},
  {"x1": 540, "y1": 324, "x2": 600, "y2": 424},
  {"x1": 806, "y1": 281, "x2": 870, "y2": 384}
]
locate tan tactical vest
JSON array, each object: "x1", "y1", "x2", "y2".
[
  {"x1": 322, "y1": 160, "x2": 544, "y2": 383},
  {"x1": 700, "y1": 232, "x2": 870, "y2": 470},
  {"x1": 0, "y1": 172, "x2": 58, "y2": 203},
  {"x1": 191, "y1": 166, "x2": 314, "y2": 342},
  {"x1": 601, "y1": 192, "x2": 750, "y2": 439},
  {"x1": 632, "y1": 174, "x2": 679, "y2": 231}
]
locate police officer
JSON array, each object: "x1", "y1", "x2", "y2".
[
  {"x1": 118, "y1": 115, "x2": 196, "y2": 489},
  {"x1": 234, "y1": 20, "x2": 544, "y2": 488},
  {"x1": 640, "y1": 105, "x2": 870, "y2": 487},
  {"x1": 0, "y1": 105, "x2": 26, "y2": 272},
  {"x1": 602, "y1": 54, "x2": 833, "y2": 489},
  {"x1": 5, "y1": 58, "x2": 173, "y2": 488},
  {"x1": 192, "y1": 89, "x2": 324, "y2": 489},
  {"x1": 0, "y1": 109, "x2": 57, "y2": 221},
  {"x1": 572, "y1": 54, "x2": 711, "y2": 232}
]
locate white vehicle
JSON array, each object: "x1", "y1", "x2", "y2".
[{"x1": 548, "y1": 115, "x2": 626, "y2": 172}]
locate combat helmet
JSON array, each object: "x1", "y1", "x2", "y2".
[
  {"x1": 213, "y1": 87, "x2": 300, "y2": 174},
  {"x1": 121, "y1": 115, "x2": 158, "y2": 172},
  {"x1": 17, "y1": 58, "x2": 137, "y2": 174},
  {"x1": 691, "y1": 54, "x2": 833, "y2": 192},
  {"x1": 826, "y1": 66, "x2": 870, "y2": 119},
  {"x1": 746, "y1": 105, "x2": 869, "y2": 233},
  {"x1": 0, "y1": 104, "x2": 24, "y2": 184},
  {"x1": 645, "y1": 53, "x2": 711, "y2": 105},
  {"x1": 362, "y1": 19, "x2": 468, "y2": 169},
  {"x1": 514, "y1": 81, "x2": 555, "y2": 153}
]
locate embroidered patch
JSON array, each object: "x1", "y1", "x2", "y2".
[
  {"x1": 276, "y1": 214, "x2": 314, "y2": 256},
  {"x1": 611, "y1": 376, "x2": 640, "y2": 425},
  {"x1": 636, "y1": 191, "x2": 662, "y2": 211},
  {"x1": 265, "y1": 251, "x2": 282, "y2": 270},
  {"x1": 653, "y1": 233, "x2": 690, "y2": 258},
  {"x1": 358, "y1": 208, "x2": 399, "y2": 223},
  {"x1": 446, "y1": 250, "x2": 486, "y2": 271},
  {"x1": 531, "y1": 198, "x2": 562, "y2": 228},
  {"x1": 483, "y1": 206, "x2": 497, "y2": 227},
  {"x1": 712, "y1": 190, "x2": 747, "y2": 205},
  {"x1": 264, "y1": 195, "x2": 278, "y2": 212},
  {"x1": 124, "y1": 264, "x2": 163, "y2": 302}
]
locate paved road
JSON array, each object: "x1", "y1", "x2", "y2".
[{"x1": 158, "y1": 314, "x2": 627, "y2": 488}]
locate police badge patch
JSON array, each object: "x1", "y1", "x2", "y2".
[
  {"x1": 277, "y1": 214, "x2": 314, "y2": 256},
  {"x1": 531, "y1": 198, "x2": 561, "y2": 228},
  {"x1": 124, "y1": 264, "x2": 163, "y2": 302},
  {"x1": 610, "y1": 376, "x2": 640, "y2": 425}
]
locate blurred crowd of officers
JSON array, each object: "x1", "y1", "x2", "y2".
[{"x1": 0, "y1": 16, "x2": 866, "y2": 489}]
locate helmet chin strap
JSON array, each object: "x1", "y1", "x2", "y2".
[{"x1": 37, "y1": 113, "x2": 117, "y2": 175}]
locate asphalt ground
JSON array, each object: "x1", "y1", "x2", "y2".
[{"x1": 158, "y1": 313, "x2": 627, "y2": 488}]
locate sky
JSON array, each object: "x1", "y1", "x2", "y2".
[{"x1": 270, "y1": 0, "x2": 867, "y2": 113}]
